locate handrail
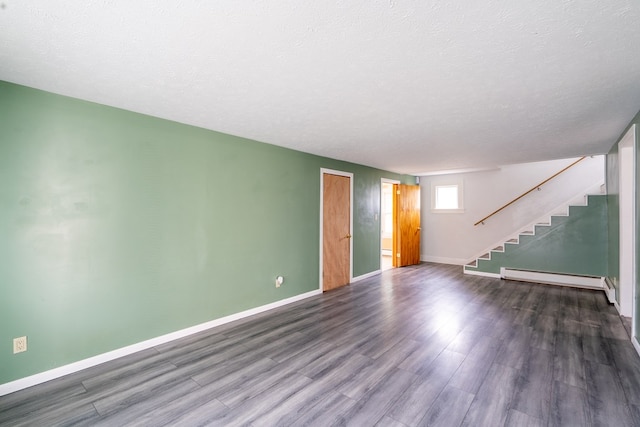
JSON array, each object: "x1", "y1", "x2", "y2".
[{"x1": 474, "y1": 156, "x2": 587, "y2": 226}]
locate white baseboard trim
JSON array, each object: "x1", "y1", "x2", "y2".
[
  {"x1": 352, "y1": 270, "x2": 381, "y2": 282},
  {"x1": 604, "y1": 277, "x2": 617, "y2": 304},
  {"x1": 421, "y1": 256, "x2": 467, "y2": 266},
  {"x1": 501, "y1": 268, "x2": 604, "y2": 290},
  {"x1": 0, "y1": 289, "x2": 321, "y2": 397},
  {"x1": 603, "y1": 278, "x2": 623, "y2": 315},
  {"x1": 633, "y1": 336, "x2": 640, "y2": 358},
  {"x1": 463, "y1": 269, "x2": 502, "y2": 279}
]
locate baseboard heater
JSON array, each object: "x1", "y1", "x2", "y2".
[{"x1": 500, "y1": 268, "x2": 604, "y2": 290}]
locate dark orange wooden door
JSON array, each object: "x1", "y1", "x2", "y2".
[
  {"x1": 323, "y1": 173, "x2": 351, "y2": 291},
  {"x1": 393, "y1": 184, "x2": 421, "y2": 267}
]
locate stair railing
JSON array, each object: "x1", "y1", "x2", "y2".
[{"x1": 474, "y1": 156, "x2": 587, "y2": 226}]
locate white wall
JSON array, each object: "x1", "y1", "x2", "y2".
[{"x1": 420, "y1": 156, "x2": 605, "y2": 265}]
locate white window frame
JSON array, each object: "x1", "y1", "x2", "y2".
[{"x1": 431, "y1": 178, "x2": 464, "y2": 213}]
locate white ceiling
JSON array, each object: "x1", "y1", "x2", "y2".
[{"x1": 2, "y1": 1, "x2": 640, "y2": 175}]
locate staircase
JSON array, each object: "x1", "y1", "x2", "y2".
[
  {"x1": 464, "y1": 192, "x2": 608, "y2": 289},
  {"x1": 464, "y1": 224, "x2": 561, "y2": 275}
]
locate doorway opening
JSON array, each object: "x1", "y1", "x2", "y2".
[{"x1": 381, "y1": 179, "x2": 399, "y2": 271}]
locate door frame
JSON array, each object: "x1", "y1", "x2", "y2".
[
  {"x1": 618, "y1": 125, "x2": 636, "y2": 335},
  {"x1": 319, "y1": 168, "x2": 354, "y2": 291},
  {"x1": 381, "y1": 178, "x2": 400, "y2": 270}
]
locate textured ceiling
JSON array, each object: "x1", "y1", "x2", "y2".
[{"x1": 2, "y1": 1, "x2": 640, "y2": 175}]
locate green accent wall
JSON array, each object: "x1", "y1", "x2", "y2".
[
  {"x1": 467, "y1": 195, "x2": 608, "y2": 277},
  {"x1": 0, "y1": 81, "x2": 415, "y2": 385}
]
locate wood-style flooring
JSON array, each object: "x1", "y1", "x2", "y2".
[{"x1": 2, "y1": 263, "x2": 640, "y2": 426}]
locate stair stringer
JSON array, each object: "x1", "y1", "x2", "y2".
[
  {"x1": 464, "y1": 181, "x2": 605, "y2": 277},
  {"x1": 464, "y1": 187, "x2": 606, "y2": 284}
]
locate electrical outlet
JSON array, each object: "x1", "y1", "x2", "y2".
[
  {"x1": 13, "y1": 336, "x2": 27, "y2": 354},
  {"x1": 275, "y1": 276, "x2": 284, "y2": 288}
]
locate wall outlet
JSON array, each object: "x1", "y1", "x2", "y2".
[
  {"x1": 275, "y1": 276, "x2": 284, "y2": 288},
  {"x1": 13, "y1": 336, "x2": 27, "y2": 354}
]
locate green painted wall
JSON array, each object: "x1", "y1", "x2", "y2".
[
  {"x1": 467, "y1": 195, "x2": 608, "y2": 277},
  {"x1": 0, "y1": 81, "x2": 414, "y2": 385}
]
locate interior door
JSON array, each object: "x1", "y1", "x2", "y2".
[
  {"x1": 323, "y1": 173, "x2": 351, "y2": 291},
  {"x1": 393, "y1": 184, "x2": 421, "y2": 267}
]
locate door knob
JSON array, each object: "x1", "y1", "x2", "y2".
[{"x1": 345, "y1": 234, "x2": 352, "y2": 239}]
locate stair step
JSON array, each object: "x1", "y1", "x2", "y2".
[
  {"x1": 466, "y1": 260, "x2": 477, "y2": 267},
  {"x1": 493, "y1": 246, "x2": 504, "y2": 252},
  {"x1": 535, "y1": 222, "x2": 550, "y2": 227},
  {"x1": 521, "y1": 230, "x2": 534, "y2": 235},
  {"x1": 506, "y1": 238, "x2": 518, "y2": 244},
  {"x1": 478, "y1": 253, "x2": 491, "y2": 259}
]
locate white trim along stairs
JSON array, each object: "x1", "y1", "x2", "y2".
[{"x1": 464, "y1": 182, "x2": 606, "y2": 290}]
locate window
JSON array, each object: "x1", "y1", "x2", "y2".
[
  {"x1": 431, "y1": 180, "x2": 464, "y2": 213},
  {"x1": 435, "y1": 185, "x2": 459, "y2": 209}
]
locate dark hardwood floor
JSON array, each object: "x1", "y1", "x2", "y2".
[{"x1": 2, "y1": 263, "x2": 640, "y2": 426}]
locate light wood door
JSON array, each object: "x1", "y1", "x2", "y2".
[
  {"x1": 393, "y1": 184, "x2": 421, "y2": 267},
  {"x1": 323, "y1": 173, "x2": 351, "y2": 291}
]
